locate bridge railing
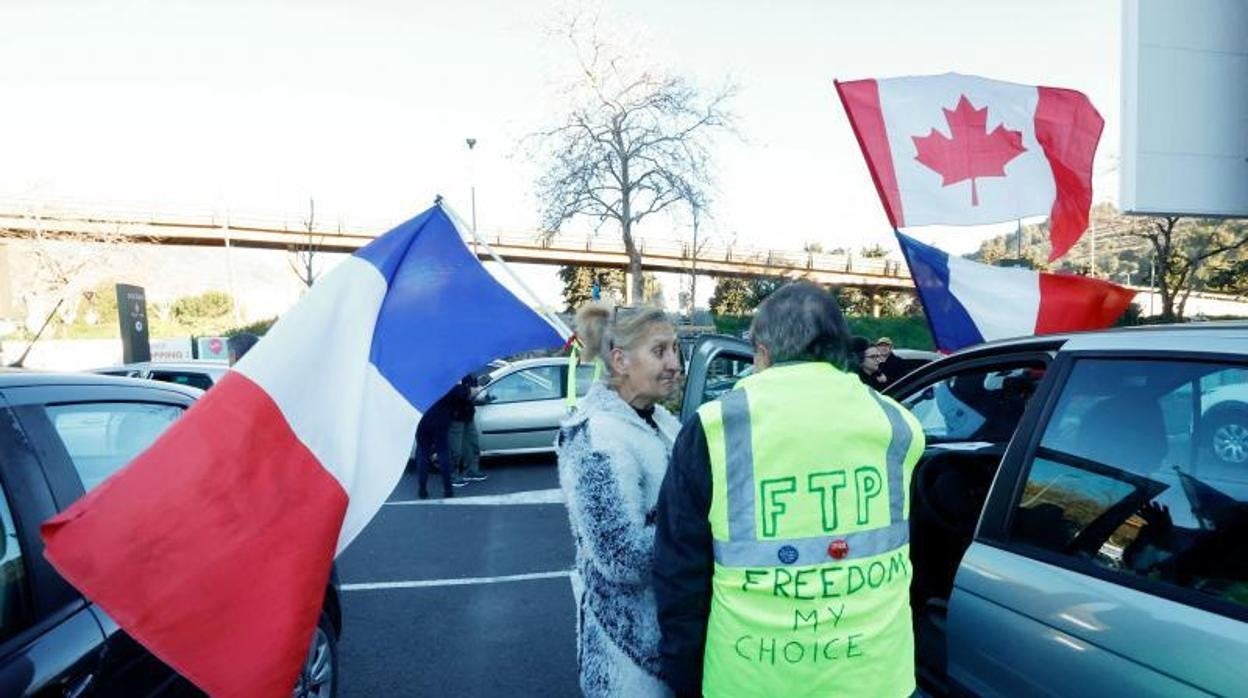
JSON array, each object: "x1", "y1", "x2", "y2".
[
  {"x1": 0, "y1": 197, "x2": 906, "y2": 278},
  {"x1": 481, "y1": 230, "x2": 905, "y2": 278}
]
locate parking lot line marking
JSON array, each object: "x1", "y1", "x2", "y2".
[
  {"x1": 341, "y1": 570, "x2": 572, "y2": 591},
  {"x1": 385, "y1": 488, "x2": 565, "y2": 506}
]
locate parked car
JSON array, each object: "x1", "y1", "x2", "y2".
[
  {"x1": 474, "y1": 357, "x2": 596, "y2": 457},
  {"x1": 0, "y1": 371, "x2": 341, "y2": 697},
  {"x1": 89, "y1": 360, "x2": 229, "y2": 391},
  {"x1": 1197, "y1": 379, "x2": 1248, "y2": 466},
  {"x1": 687, "y1": 342, "x2": 938, "y2": 405},
  {"x1": 683, "y1": 323, "x2": 1247, "y2": 697}
]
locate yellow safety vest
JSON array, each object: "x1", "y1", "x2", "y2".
[
  {"x1": 698, "y1": 362, "x2": 924, "y2": 697},
  {"x1": 565, "y1": 346, "x2": 604, "y2": 410}
]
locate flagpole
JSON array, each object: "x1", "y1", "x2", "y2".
[
  {"x1": 892, "y1": 228, "x2": 945, "y2": 354},
  {"x1": 440, "y1": 201, "x2": 573, "y2": 340}
]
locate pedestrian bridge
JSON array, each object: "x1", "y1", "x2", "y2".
[{"x1": 0, "y1": 199, "x2": 914, "y2": 290}]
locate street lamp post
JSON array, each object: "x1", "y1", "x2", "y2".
[
  {"x1": 465, "y1": 138, "x2": 478, "y2": 233},
  {"x1": 688, "y1": 202, "x2": 701, "y2": 325},
  {"x1": 1149, "y1": 256, "x2": 1157, "y2": 316}
]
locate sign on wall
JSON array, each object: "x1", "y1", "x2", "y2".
[
  {"x1": 197, "y1": 336, "x2": 230, "y2": 361},
  {"x1": 115, "y1": 283, "x2": 150, "y2": 363}
]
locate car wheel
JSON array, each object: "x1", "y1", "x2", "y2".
[
  {"x1": 293, "y1": 611, "x2": 338, "y2": 698},
  {"x1": 1206, "y1": 407, "x2": 1248, "y2": 466}
]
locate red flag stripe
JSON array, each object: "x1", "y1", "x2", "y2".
[
  {"x1": 1035, "y1": 86, "x2": 1105, "y2": 262},
  {"x1": 1036, "y1": 273, "x2": 1137, "y2": 335},
  {"x1": 42, "y1": 371, "x2": 348, "y2": 697},
  {"x1": 835, "y1": 79, "x2": 906, "y2": 228}
]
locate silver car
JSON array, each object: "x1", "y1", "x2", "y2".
[
  {"x1": 685, "y1": 325, "x2": 1248, "y2": 697},
  {"x1": 474, "y1": 357, "x2": 597, "y2": 457}
]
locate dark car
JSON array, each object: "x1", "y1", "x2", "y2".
[{"x1": 0, "y1": 371, "x2": 342, "y2": 697}]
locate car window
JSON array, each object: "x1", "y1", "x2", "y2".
[
  {"x1": 899, "y1": 362, "x2": 1046, "y2": 443},
  {"x1": 700, "y1": 353, "x2": 753, "y2": 405},
  {"x1": 483, "y1": 366, "x2": 563, "y2": 404},
  {"x1": 0, "y1": 479, "x2": 31, "y2": 644},
  {"x1": 575, "y1": 364, "x2": 597, "y2": 397},
  {"x1": 46, "y1": 402, "x2": 185, "y2": 492},
  {"x1": 149, "y1": 370, "x2": 214, "y2": 391},
  {"x1": 1011, "y1": 359, "x2": 1248, "y2": 611}
]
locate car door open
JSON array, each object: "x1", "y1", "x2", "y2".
[{"x1": 680, "y1": 335, "x2": 752, "y2": 422}]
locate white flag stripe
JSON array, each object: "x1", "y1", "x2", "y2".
[
  {"x1": 879, "y1": 74, "x2": 1056, "y2": 226},
  {"x1": 946, "y1": 255, "x2": 1040, "y2": 342}
]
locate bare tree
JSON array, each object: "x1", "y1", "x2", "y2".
[
  {"x1": 3, "y1": 212, "x2": 141, "y2": 365},
  {"x1": 528, "y1": 10, "x2": 735, "y2": 303},
  {"x1": 1120, "y1": 216, "x2": 1248, "y2": 321},
  {"x1": 289, "y1": 198, "x2": 323, "y2": 288}
]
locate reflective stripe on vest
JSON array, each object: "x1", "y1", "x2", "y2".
[
  {"x1": 699, "y1": 363, "x2": 921, "y2": 698},
  {"x1": 565, "y1": 348, "x2": 604, "y2": 410},
  {"x1": 712, "y1": 387, "x2": 914, "y2": 567},
  {"x1": 721, "y1": 390, "x2": 757, "y2": 543}
]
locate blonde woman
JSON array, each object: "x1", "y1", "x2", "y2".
[
  {"x1": 566, "y1": 303, "x2": 610, "y2": 412},
  {"x1": 556, "y1": 307, "x2": 682, "y2": 697}
]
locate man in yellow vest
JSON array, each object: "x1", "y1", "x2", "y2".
[{"x1": 653, "y1": 282, "x2": 924, "y2": 697}]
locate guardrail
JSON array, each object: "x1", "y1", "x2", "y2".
[{"x1": 0, "y1": 197, "x2": 907, "y2": 280}]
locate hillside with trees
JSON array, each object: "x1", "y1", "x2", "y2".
[{"x1": 969, "y1": 204, "x2": 1248, "y2": 320}]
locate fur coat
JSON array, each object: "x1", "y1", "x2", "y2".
[{"x1": 557, "y1": 382, "x2": 680, "y2": 698}]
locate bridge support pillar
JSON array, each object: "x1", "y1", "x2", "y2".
[{"x1": 624, "y1": 270, "x2": 635, "y2": 305}]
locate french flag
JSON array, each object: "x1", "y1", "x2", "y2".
[
  {"x1": 836, "y1": 73, "x2": 1104, "y2": 261},
  {"x1": 896, "y1": 232, "x2": 1136, "y2": 354},
  {"x1": 41, "y1": 204, "x2": 565, "y2": 696}
]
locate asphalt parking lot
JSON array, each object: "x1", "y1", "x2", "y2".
[{"x1": 335, "y1": 457, "x2": 580, "y2": 697}]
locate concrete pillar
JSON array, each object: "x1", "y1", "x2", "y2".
[{"x1": 0, "y1": 242, "x2": 11, "y2": 319}]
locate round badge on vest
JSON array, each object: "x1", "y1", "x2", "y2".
[
  {"x1": 827, "y1": 539, "x2": 849, "y2": 560},
  {"x1": 777, "y1": 545, "x2": 799, "y2": 565}
]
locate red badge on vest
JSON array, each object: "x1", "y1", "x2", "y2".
[{"x1": 827, "y1": 539, "x2": 849, "y2": 560}]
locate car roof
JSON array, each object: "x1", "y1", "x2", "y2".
[
  {"x1": 94, "y1": 362, "x2": 229, "y2": 374},
  {"x1": 1063, "y1": 323, "x2": 1248, "y2": 353},
  {"x1": 495, "y1": 356, "x2": 566, "y2": 373},
  {"x1": 0, "y1": 368, "x2": 205, "y2": 397},
  {"x1": 951, "y1": 320, "x2": 1248, "y2": 356},
  {"x1": 894, "y1": 348, "x2": 940, "y2": 360},
  {"x1": 90, "y1": 361, "x2": 228, "y2": 373}
]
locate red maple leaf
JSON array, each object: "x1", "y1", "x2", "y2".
[{"x1": 912, "y1": 95, "x2": 1026, "y2": 206}]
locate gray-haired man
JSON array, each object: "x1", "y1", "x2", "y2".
[{"x1": 653, "y1": 282, "x2": 924, "y2": 697}]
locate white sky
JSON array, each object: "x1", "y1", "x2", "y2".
[{"x1": 0, "y1": 0, "x2": 1123, "y2": 308}]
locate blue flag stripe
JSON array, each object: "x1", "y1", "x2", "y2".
[
  {"x1": 895, "y1": 233, "x2": 984, "y2": 353},
  {"x1": 354, "y1": 206, "x2": 563, "y2": 411}
]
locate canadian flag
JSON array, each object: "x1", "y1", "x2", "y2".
[{"x1": 836, "y1": 73, "x2": 1104, "y2": 261}]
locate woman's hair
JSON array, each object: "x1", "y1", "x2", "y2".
[
  {"x1": 574, "y1": 302, "x2": 612, "y2": 363},
  {"x1": 603, "y1": 307, "x2": 671, "y2": 362},
  {"x1": 576, "y1": 303, "x2": 673, "y2": 385}
]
